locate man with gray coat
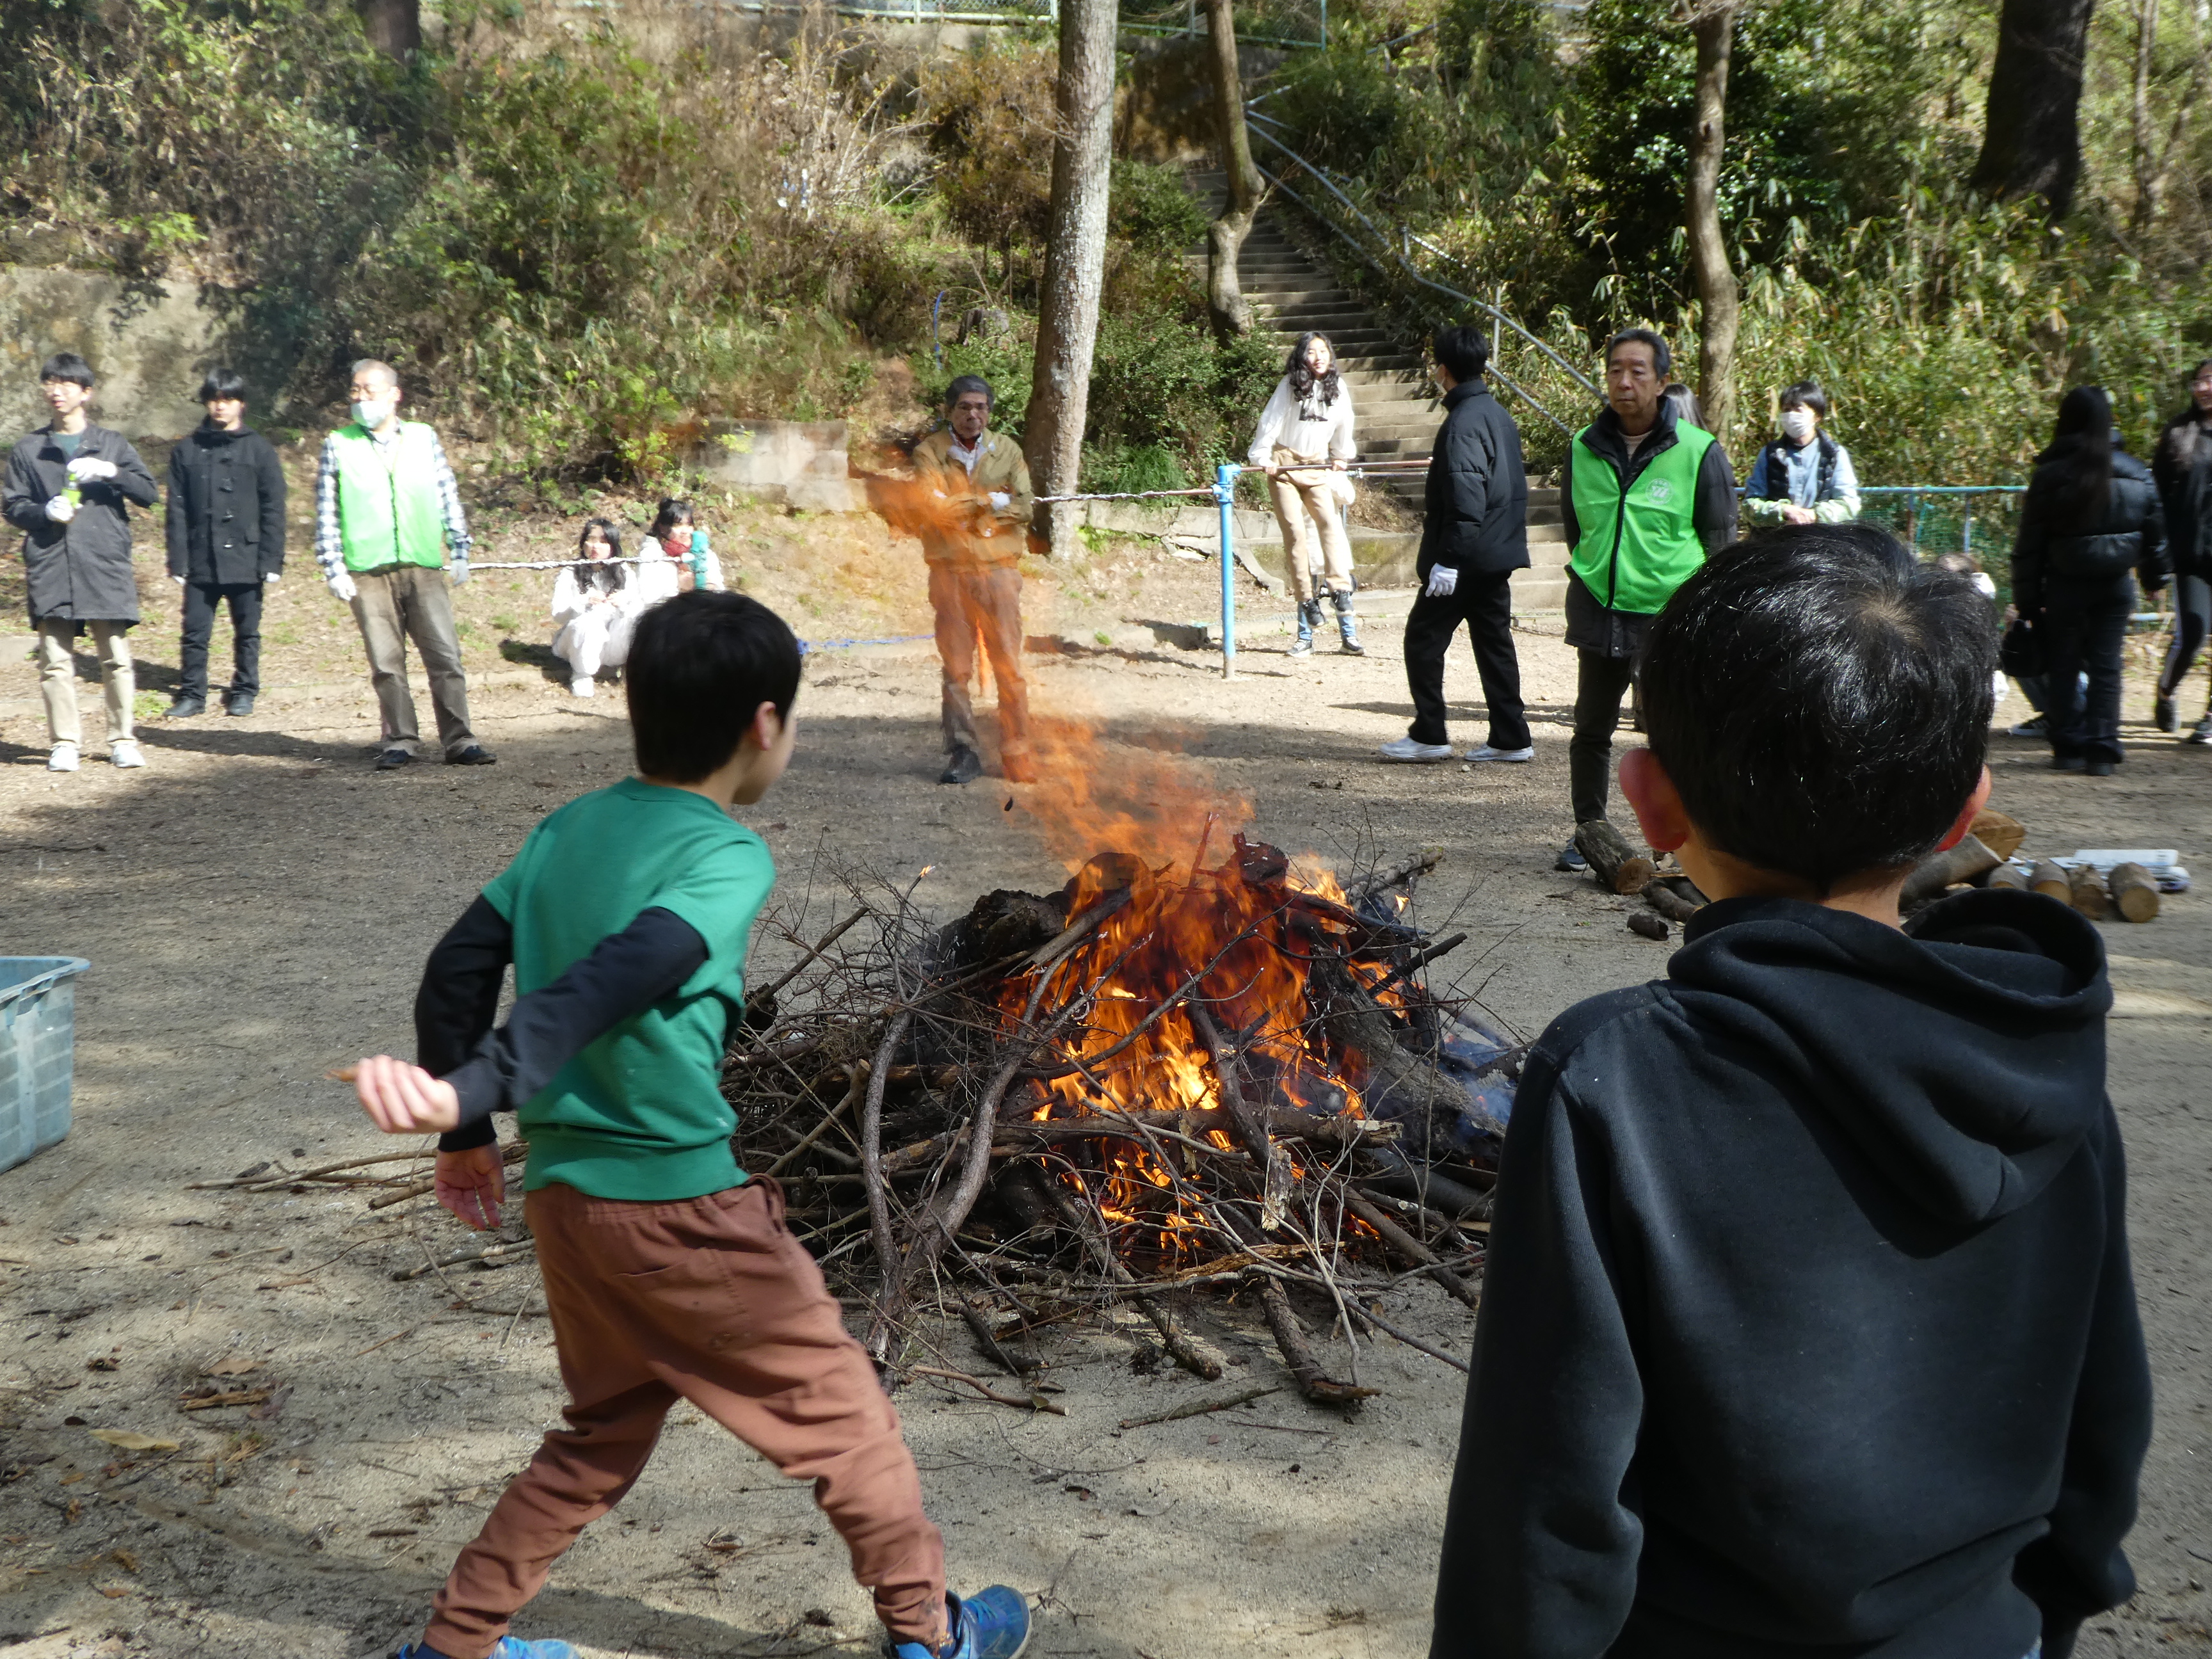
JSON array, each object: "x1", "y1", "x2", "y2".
[
  {"x1": 2, "y1": 352, "x2": 161, "y2": 772},
  {"x1": 1379, "y1": 326, "x2": 1532, "y2": 764}
]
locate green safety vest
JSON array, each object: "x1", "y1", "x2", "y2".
[
  {"x1": 1567, "y1": 420, "x2": 1716, "y2": 615},
  {"x1": 330, "y1": 421, "x2": 447, "y2": 572}
]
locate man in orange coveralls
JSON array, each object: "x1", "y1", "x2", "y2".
[{"x1": 908, "y1": 376, "x2": 1035, "y2": 785}]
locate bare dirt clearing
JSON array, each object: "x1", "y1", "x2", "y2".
[{"x1": 1, "y1": 524, "x2": 2208, "y2": 1658}]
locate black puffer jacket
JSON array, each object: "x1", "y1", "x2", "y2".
[
  {"x1": 2012, "y1": 444, "x2": 2167, "y2": 613},
  {"x1": 2152, "y1": 412, "x2": 2212, "y2": 579},
  {"x1": 166, "y1": 421, "x2": 287, "y2": 585},
  {"x1": 1418, "y1": 380, "x2": 1529, "y2": 577}
]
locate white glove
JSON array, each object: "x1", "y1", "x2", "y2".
[
  {"x1": 170, "y1": 573, "x2": 186, "y2": 588},
  {"x1": 66, "y1": 456, "x2": 118, "y2": 483},
  {"x1": 449, "y1": 557, "x2": 470, "y2": 585},
  {"x1": 44, "y1": 494, "x2": 75, "y2": 523},
  {"x1": 263, "y1": 571, "x2": 280, "y2": 584},
  {"x1": 1425, "y1": 565, "x2": 1459, "y2": 598},
  {"x1": 988, "y1": 491, "x2": 1011, "y2": 511},
  {"x1": 325, "y1": 569, "x2": 358, "y2": 603}
]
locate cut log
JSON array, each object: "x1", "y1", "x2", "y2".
[
  {"x1": 1574, "y1": 819, "x2": 1653, "y2": 895},
  {"x1": 1627, "y1": 911, "x2": 1669, "y2": 941},
  {"x1": 2108, "y1": 862, "x2": 2160, "y2": 923},
  {"x1": 2067, "y1": 865, "x2": 2112, "y2": 920},
  {"x1": 2029, "y1": 860, "x2": 2073, "y2": 902},
  {"x1": 1986, "y1": 862, "x2": 2031, "y2": 891},
  {"x1": 1644, "y1": 883, "x2": 1701, "y2": 926},
  {"x1": 1900, "y1": 835, "x2": 2001, "y2": 911},
  {"x1": 1968, "y1": 808, "x2": 2027, "y2": 861}
]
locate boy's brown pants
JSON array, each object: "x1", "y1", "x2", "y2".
[{"x1": 422, "y1": 1178, "x2": 947, "y2": 1659}]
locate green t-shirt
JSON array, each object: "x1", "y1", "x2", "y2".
[{"x1": 481, "y1": 776, "x2": 774, "y2": 1201}]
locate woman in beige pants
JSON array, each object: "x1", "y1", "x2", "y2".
[{"x1": 1248, "y1": 332, "x2": 1361, "y2": 655}]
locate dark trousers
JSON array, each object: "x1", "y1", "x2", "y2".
[
  {"x1": 2159, "y1": 572, "x2": 2209, "y2": 704},
  {"x1": 179, "y1": 581, "x2": 263, "y2": 701},
  {"x1": 1569, "y1": 649, "x2": 1639, "y2": 824},
  {"x1": 2044, "y1": 575, "x2": 2135, "y2": 765},
  {"x1": 1403, "y1": 570, "x2": 1530, "y2": 749}
]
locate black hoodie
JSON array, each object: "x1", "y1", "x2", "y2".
[{"x1": 1431, "y1": 890, "x2": 2150, "y2": 1659}]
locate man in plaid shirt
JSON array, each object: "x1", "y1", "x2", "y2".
[{"x1": 317, "y1": 359, "x2": 495, "y2": 770}]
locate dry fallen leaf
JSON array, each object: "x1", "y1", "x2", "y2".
[
  {"x1": 109, "y1": 1548, "x2": 138, "y2": 1573},
  {"x1": 204, "y1": 1356, "x2": 260, "y2": 1377},
  {"x1": 87, "y1": 1430, "x2": 179, "y2": 1453}
]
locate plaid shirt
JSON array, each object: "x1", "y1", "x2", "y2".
[{"x1": 314, "y1": 422, "x2": 472, "y2": 578}]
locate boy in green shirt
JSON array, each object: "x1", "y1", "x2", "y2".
[{"x1": 350, "y1": 591, "x2": 1030, "y2": 1659}]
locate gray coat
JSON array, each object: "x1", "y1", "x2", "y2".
[{"x1": 3, "y1": 423, "x2": 161, "y2": 623}]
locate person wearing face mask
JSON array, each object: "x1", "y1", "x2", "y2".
[
  {"x1": 164, "y1": 367, "x2": 286, "y2": 719},
  {"x1": 3, "y1": 351, "x2": 161, "y2": 773},
  {"x1": 1249, "y1": 332, "x2": 1361, "y2": 655},
  {"x1": 2152, "y1": 357, "x2": 2212, "y2": 741},
  {"x1": 316, "y1": 358, "x2": 494, "y2": 771},
  {"x1": 1743, "y1": 381, "x2": 1861, "y2": 527}
]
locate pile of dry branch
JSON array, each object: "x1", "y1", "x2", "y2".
[{"x1": 723, "y1": 838, "x2": 1516, "y2": 1406}]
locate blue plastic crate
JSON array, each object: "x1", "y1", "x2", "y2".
[{"x1": 0, "y1": 957, "x2": 90, "y2": 1174}]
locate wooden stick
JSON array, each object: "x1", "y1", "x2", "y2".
[
  {"x1": 1347, "y1": 848, "x2": 1444, "y2": 902},
  {"x1": 758, "y1": 906, "x2": 870, "y2": 1001},
  {"x1": 1350, "y1": 1304, "x2": 1470, "y2": 1374},
  {"x1": 860, "y1": 1009, "x2": 915, "y2": 1355},
  {"x1": 1342, "y1": 1189, "x2": 1480, "y2": 1309},
  {"x1": 908, "y1": 1365, "x2": 1066, "y2": 1415},
  {"x1": 1038, "y1": 1174, "x2": 1226, "y2": 1380},
  {"x1": 764, "y1": 1063, "x2": 869, "y2": 1178},
  {"x1": 1257, "y1": 1278, "x2": 1377, "y2": 1406},
  {"x1": 2108, "y1": 861, "x2": 2160, "y2": 923},
  {"x1": 958, "y1": 1299, "x2": 1036, "y2": 1377},
  {"x1": 1574, "y1": 819, "x2": 1654, "y2": 895},
  {"x1": 178, "y1": 1388, "x2": 271, "y2": 1411},
  {"x1": 1900, "y1": 835, "x2": 2001, "y2": 910},
  {"x1": 1118, "y1": 1383, "x2": 1284, "y2": 1429},
  {"x1": 367, "y1": 1141, "x2": 529, "y2": 1210},
  {"x1": 2067, "y1": 864, "x2": 2112, "y2": 920},
  {"x1": 390, "y1": 1240, "x2": 535, "y2": 1281}
]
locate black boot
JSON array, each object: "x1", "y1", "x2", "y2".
[
  {"x1": 940, "y1": 745, "x2": 984, "y2": 785},
  {"x1": 166, "y1": 694, "x2": 205, "y2": 719},
  {"x1": 1332, "y1": 590, "x2": 1364, "y2": 655}
]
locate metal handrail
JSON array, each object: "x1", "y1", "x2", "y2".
[
  {"x1": 1256, "y1": 166, "x2": 1573, "y2": 438},
  {"x1": 1243, "y1": 119, "x2": 1601, "y2": 401}
]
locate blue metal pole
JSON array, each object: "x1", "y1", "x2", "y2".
[
  {"x1": 1216, "y1": 462, "x2": 1239, "y2": 679},
  {"x1": 1962, "y1": 494, "x2": 1973, "y2": 563}
]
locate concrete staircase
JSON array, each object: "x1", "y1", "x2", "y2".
[{"x1": 1186, "y1": 170, "x2": 1569, "y2": 611}]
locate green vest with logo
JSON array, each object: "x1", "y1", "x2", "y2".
[
  {"x1": 330, "y1": 421, "x2": 447, "y2": 572},
  {"x1": 1567, "y1": 420, "x2": 1716, "y2": 615}
]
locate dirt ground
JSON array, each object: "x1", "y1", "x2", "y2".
[{"x1": 1, "y1": 503, "x2": 2210, "y2": 1659}]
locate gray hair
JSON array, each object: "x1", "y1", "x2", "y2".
[{"x1": 349, "y1": 358, "x2": 400, "y2": 392}]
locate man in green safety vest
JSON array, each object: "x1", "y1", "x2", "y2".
[
  {"x1": 315, "y1": 358, "x2": 495, "y2": 771},
  {"x1": 1557, "y1": 328, "x2": 1736, "y2": 872}
]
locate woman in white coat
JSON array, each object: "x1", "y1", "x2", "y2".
[
  {"x1": 550, "y1": 518, "x2": 639, "y2": 697},
  {"x1": 1249, "y1": 332, "x2": 1361, "y2": 655}
]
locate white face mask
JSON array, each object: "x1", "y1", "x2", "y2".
[
  {"x1": 351, "y1": 397, "x2": 396, "y2": 430},
  {"x1": 1780, "y1": 407, "x2": 1818, "y2": 444}
]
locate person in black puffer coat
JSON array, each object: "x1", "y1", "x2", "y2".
[
  {"x1": 164, "y1": 367, "x2": 287, "y2": 717},
  {"x1": 2151, "y1": 357, "x2": 2212, "y2": 741},
  {"x1": 2010, "y1": 386, "x2": 2167, "y2": 775}
]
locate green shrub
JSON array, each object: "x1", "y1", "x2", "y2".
[{"x1": 1110, "y1": 159, "x2": 1210, "y2": 259}]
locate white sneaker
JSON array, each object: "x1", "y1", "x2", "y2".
[
  {"x1": 1378, "y1": 737, "x2": 1454, "y2": 763},
  {"x1": 570, "y1": 676, "x2": 596, "y2": 698},
  {"x1": 110, "y1": 739, "x2": 146, "y2": 769},
  {"x1": 47, "y1": 741, "x2": 79, "y2": 773},
  {"x1": 1466, "y1": 743, "x2": 1535, "y2": 762}
]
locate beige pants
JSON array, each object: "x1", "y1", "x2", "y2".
[
  {"x1": 1267, "y1": 445, "x2": 1355, "y2": 604},
  {"x1": 350, "y1": 564, "x2": 476, "y2": 756},
  {"x1": 37, "y1": 618, "x2": 134, "y2": 748}
]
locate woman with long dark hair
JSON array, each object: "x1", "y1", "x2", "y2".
[
  {"x1": 549, "y1": 517, "x2": 637, "y2": 697},
  {"x1": 2010, "y1": 386, "x2": 2168, "y2": 775},
  {"x1": 1247, "y1": 332, "x2": 1361, "y2": 655},
  {"x1": 2152, "y1": 357, "x2": 2212, "y2": 740}
]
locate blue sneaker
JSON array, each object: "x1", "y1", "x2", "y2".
[
  {"x1": 889, "y1": 1587, "x2": 1031, "y2": 1659},
  {"x1": 395, "y1": 1640, "x2": 579, "y2": 1659}
]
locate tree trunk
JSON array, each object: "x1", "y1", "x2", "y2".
[
  {"x1": 2130, "y1": 0, "x2": 2164, "y2": 228},
  {"x1": 1971, "y1": 0, "x2": 2097, "y2": 218},
  {"x1": 1685, "y1": 4, "x2": 1740, "y2": 443},
  {"x1": 1025, "y1": 0, "x2": 1119, "y2": 554},
  {"x1": 358, "y1": 0, "x2": 421, "y2": 59},
  {"x1": 1203, "y1": 0, "x2": 1265, "y2": 337}
]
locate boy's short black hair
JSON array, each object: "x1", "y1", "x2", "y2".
[
  {"x1": 627, "y1": 591, "x2": 802, "y2": 783},
  {"x1": 1780, "y1": 379, "x2": 1829, "y2": 419},
  {"x1": 39, "y1": 353, "x2": 94, "y2": 389},
  {"x1": 1640, "y1": 524, "x2": 1993, "y2": 892},
  {"x1": 1605, "y1": 328, "x2": 1671, "y2": 380},
  {"x1": 196, "y1": 366, "x2": 248, "y2": 403},
  {"x1": 1432, "y1": 326, "x2": 1491, "y2": 383},
  {"x1": 945, "y1": 374, "x2": 994, "y2": 410}
]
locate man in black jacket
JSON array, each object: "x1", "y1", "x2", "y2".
[
  {"x1": 1379, "y1": 327, "x2": 1532, "y2": 764},
  {"x1": 1431, "y1": 526, "x2": 2149, "y2": 1659},
  {"x1": 1, "y1": 351, "x2": 162, "y2": 772},
  {"x1": 165, "y1": 367, "x2": 287, "y2": 718}
]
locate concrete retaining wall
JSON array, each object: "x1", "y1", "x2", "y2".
[{"x1": 0, "y1": 266, "x2": 232, "y2": 442}]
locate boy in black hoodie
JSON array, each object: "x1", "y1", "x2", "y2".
[{"x1": 1431, "y1": 523, "x2": 2151, "y2": 1659}]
